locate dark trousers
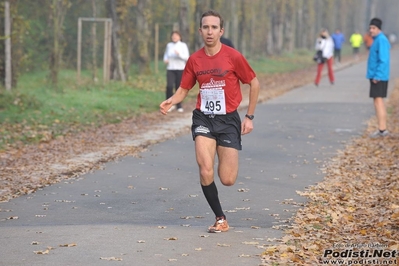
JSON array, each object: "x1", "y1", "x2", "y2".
[
  {"x1": 166, "y1": 70, "x2": 183, "y2": 109},
  {"x1": 334, "y1": 49, "x2": 341, "y2": 62}
]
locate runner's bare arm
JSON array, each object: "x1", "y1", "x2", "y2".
[
  {"x1": 247, "y1": 77, "x2": 260, "y2": 115},
  {"x1": 242, "y1": 77, "x2": 260, "y2": 135},
  {"x1": 160, "y1": 87, "x2": 189, "y2": 115}
]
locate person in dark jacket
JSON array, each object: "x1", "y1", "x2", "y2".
[
  {"x1": 366, "y1": 18, "x2": 391, "y2": 138},
  {"x1": 220, "y1": 36, "x2": 234, "y2": 48}
]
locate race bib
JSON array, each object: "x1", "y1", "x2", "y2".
[{"x1": 200, "y1": 88, "x2": 226, "y2": 115}]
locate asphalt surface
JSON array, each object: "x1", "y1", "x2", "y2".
[{"x1": 1, "y1": 50, "x2": 399, "y2": 266}]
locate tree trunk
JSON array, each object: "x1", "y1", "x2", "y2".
[
  {"x1": 278, "y1": 3, "x2": 285, "y2": 53},
  {"x1": 107, "y1": 0, "x2": 126, "y2": 82},
  {"x1": 194, "y1": 0, "x2": 208, "y2": 51},
  {"x1": 179, "y1": 0, "x2": 189, "y2": 45},
  {"x1": 135, "y1": 0, "x2": 152, "y2": 74},
  {"x1": 231, "y1": 0, "x2": 238, "y2": 50},
  {"x1": 91, "y1": 0, "x2": 98, "y2": 83},
  {"x1": 274, "y1": 0, "x2": 285, "y2": 54},
  {"x1": 122, "y1": 6, "x2": 133, "y2": 80},
  {"x1": 50, "y1": 0, "x2": 60, "y2": 87},
  {"x1": 239, "y1": 0, "x2": 247, "y2": 55},
  {"x1": 335, "y1": 0, "x2": 342, "y2": 31},
  {"x1": 49, "y1": 0, "x2": 70, "y2": 88},
  {"x1": 296, "y1": 0, "x2": 304, "y2": 48},
  {"x1": 284, "y1": 0, "x2": 295, "y2": 52},
  {"x1": 369, "y1": 0, "x2": 377, "y2": 20},
  {"x1": 305, "y1": 0, "x2": 317, "y2": 50},
  {"x1": 4, "y1": 1, "x2": 12, "y2": 91},
  {"x1": 249, "y1": 3, "x2": 256, "y2": 56},
  {"x1": 123, "y1": 36, "x2": 133, "y2": 79},
  {"x1": 266, "y1": 28, "x2": 273, "y2": 55}
]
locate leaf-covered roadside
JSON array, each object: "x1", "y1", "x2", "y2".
[{"x1": 261, "y1": 79, "x2": 399, "y2": 265}]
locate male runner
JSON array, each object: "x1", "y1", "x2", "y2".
[{"x1": 160, "y1": 10, "x2": 260, "y2": 233}]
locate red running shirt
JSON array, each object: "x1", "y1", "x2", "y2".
[{"x1": 180, "y1": 45, "x2": 256, "y2": 114}]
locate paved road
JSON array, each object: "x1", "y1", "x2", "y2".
[{"x1": 1, "y1": 51, "x2": 399, "y2": 266}]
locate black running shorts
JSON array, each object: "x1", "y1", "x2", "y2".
[
  {"x1": 369, "y1": 80, "x2": 388, "y2": 98},
  {"x1": 191, "y1": 109, "x2": 242, "y2": 150}
]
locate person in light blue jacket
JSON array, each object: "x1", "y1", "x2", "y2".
[{"x1": 366, "y1": 18, "x2": 391, "y2": 138}]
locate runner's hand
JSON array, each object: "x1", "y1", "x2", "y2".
[
  {"x1": 160, "y1": 99, "x2": 173, "y2": 115},
  {"x1": 241, "y1": 119, "x2": 253, "y2": 135}
]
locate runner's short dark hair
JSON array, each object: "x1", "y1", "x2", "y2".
[{"x1": 200, "y1": 10, "x2": 224, "y2": 29}]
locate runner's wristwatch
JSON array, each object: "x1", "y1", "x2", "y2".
[{"x1": 245, "y1": 114, "x2": 254, "y2": 120}]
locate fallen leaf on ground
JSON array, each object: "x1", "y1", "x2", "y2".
[
  {"x1": 59, "y1": 243, "x2": 77, "y2": 247},
  {"x1": 164, "y1": 237, "x2": 178, "y2": 240},
  {"x1": 99, "y1": 257, "x2": 122, "y2": 261},
  {"x1": 34, "y1": 249, "x2": 49, "y2": 255}
]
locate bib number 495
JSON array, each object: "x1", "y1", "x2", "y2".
[
  {"x1": 199, "y1": 88, "x2": 226, "y2": 114},
  {"x1": 205, "y1": 100, "x2": 221, "y2": 112}
]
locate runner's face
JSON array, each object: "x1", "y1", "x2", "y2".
[
  {"x1": 369, "y1": 25, "x2": 380, "y2": 37},
  {"x1": 199, "y1": 16, "x2": 223, "y2": 47}
]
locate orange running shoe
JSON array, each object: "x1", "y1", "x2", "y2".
[{"x1": 208, "y1": 218, "x2": 229, "y2": 233}]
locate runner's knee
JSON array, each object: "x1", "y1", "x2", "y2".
[
  {"x1": 220, "y1": 179, "x2": 235, "y2": 186},
  {"x1": 219, "y1": 171, "x2": 237, "y2": 186}
]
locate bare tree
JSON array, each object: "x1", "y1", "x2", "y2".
[
  {"x1": 107, "y1": 0, "x2": 126, "y2": 81},
  {"x1": 4, "y1": 0, "x2": 12, "y2": 90},
  {"x1": 369, "y1": 0, "x2": 377, "y2": 20},
  {"x1": 122, "y1": 8, "x2": 134, "y2": 80},
  {"x1": 91, "y1": 0, "x2": 98, "y2": 82},
  {"x1": 179, "y1": 0, "x2": 189, "y2": 44},
  {"x1": 194, "y1": 0, "x2": 207, "y2": 51},
  {"x1": 239, "y1": 0, "x2": 246, "y2": 54},
  {"x1": 305, "y1": 0, "x2": 317, "y2": 50},
  {"x1": 135, "y1": 0, "x2": 152, "y2": 74},
  {"x1": 231, "y1": 0, "x2": 238, "y2": 50},
  {"x1": 49, "y1": 0, "x2": 70, "y2": 88},
  {"x1": 271, "y1": 0, "x2": 285, "y2": 54},
  {"x1": 284, "y1": 0, "x2": 296, "y2": 52}
]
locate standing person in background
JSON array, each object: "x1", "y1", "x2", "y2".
[
  {"x1": 388, "y1": 34, "x2": 397, "y2": 45},
  {"x1": 349, "y1": 30, "x2": 363, "y2": 60},
  {"x1": 314, "y1": 29, "x2": 335, "y2": 86},
  {"x1": 363, "y1": 31, "x2": 374, "y2": 50},
  {"x1": 367, "y1": 18, "x2": 391, "y2": 138},
  {"x1": 163, "y1": 31, "x2": 190, "y2": 113},
  {"x1": 220, "y1": 36, "x2": 234, "y2": 48},
  {"x1": 160, "y1": 10, "x2": 260, "y2": 233},
  {"x1": 331, "y1": 29, "x2": 345, "y2": 64}
]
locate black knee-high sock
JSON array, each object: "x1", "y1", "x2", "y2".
[{"x1": 201, "y1": 181, "x2": 225, "y2": 219}]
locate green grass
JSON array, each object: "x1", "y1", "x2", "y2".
[
  {"x1": 0, "y1": 51, "x2": 316, "y2": 150},
  {"x1": 0, "y1": 69, "x2": 169, "y2": 148},
  {"x1": 248, "y1": 49, "x2": 315, "y2": 74}
]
